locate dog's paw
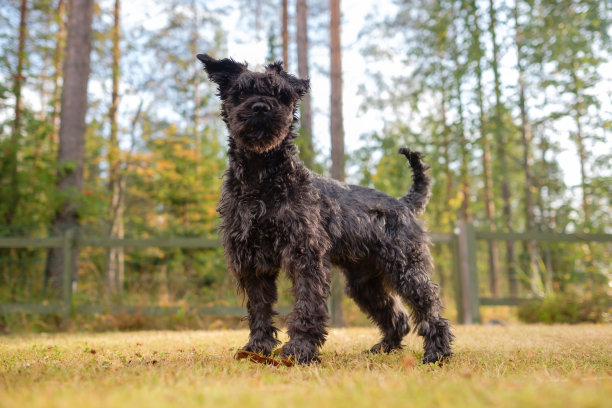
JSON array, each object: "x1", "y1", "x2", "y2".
[
  {"x1": 281, "y1": 341, "x2": 320, "y2": 365},
  {"x1": 367, "y1": 339, "x2": 402, "y2": 354},
  {"x1": 422, "y1": 351, "x2": 452, "y2": 365}
]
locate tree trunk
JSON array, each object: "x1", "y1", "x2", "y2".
[
  {"x1": 570, "y1": 69, "x2": 590, "y2": 229},
  {"x1": 46, "y1": 0, "x2": 94, "y2": 294},
  {"x1": 488, "y1": 0, "x2": 517, "y2": 297},
  {"x1": 537, "y1": 137, "x2": 554, "y2": 293},
  {"x1": 574, "y1": 118, "x2": 589, "y2": 226},
  {"x1": 329, "y1": 0, "x2": 344, "y2": 326},
  {"x1": 51, "y1": 0, "x2": 67, "y2": 142},
  {"x1": 282, "y1": 0, "x2": 289, "y2": 71},
  {"x1": 12, "y1": 0, "x2": 27, "y2": 147},
  {"x1": 40, "y1": 2, "x2": 52, "y2": 122},
  {"x1": 105, "y1": 0, "x2": 124, "y2": 297},
  {"x1": 5, "y1": 0, "x2": 28, "y2": 227},
  {"x1": 440, "y1": 87, "x2": 453, "y2": 206},
  {"x1": 330, "y1": 0, "x2": 343, "y2": 182},
  {"x1": 466, "y1": 0, "x2": 500, "y2": 297},
  {"x1": 514, "y1": 2, "x2": 541, "y2": 295},
  {"x1": 482, "y1": 134, "x2": 501, "y2": 297},
  {"x1": 296, "y1": 0, "x2": 314, "y2": 168},
  {"x1": 451, "y1": 36, "x2": 470, "y2": 223},
  {"x1": 190, "y1": 0, "x2": 202, "y2": 149},
  {"x1": 569, "y1": 68, "x2": 595, "y2": 283}
]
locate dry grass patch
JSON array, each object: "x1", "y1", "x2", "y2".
[{"x1": 1, "y1": 325, "x2": 611, "y2": 408}]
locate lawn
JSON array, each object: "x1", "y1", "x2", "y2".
[{"x1": 1, "y1": 325, "x2": 611, "y2": 408}]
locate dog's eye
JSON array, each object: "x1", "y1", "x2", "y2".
[
  {"x1": 239, "y1": 91, "x2": 246, "y2": 99},
  {"x1": 279, "y1": 90, "x2": 292, "y2": 103}
]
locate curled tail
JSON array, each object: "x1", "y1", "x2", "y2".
[{"x1": 398, "y1": 147, "x2": 431, "y2": 216}]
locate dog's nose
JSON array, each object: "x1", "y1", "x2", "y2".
[{"x1": 252, "y1": 102, "x2": 270, "y2": 113}]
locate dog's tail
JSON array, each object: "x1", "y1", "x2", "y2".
[{"x1": 398, "y1": 147, "x2": 431, "y2": 216}]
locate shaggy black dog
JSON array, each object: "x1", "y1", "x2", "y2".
[{"x1": 197, "y1": 54, "x2": 453, "y2": 364}]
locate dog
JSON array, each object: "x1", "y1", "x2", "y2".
[{"x1": 197, "y1": 54, "x2": 453, "y2": 364}]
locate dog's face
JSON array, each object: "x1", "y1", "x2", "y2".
[{"x1": 197, "y1": 54, "x2": 309, "y2": 154}]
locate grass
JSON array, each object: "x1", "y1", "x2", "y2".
[{"x1": 1, "y1": 325, "x2": 612, "y2": 408}]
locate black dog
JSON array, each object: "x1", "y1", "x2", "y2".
[{"x1": 197, "y1": 54, "x2": 453, "y2": 364}]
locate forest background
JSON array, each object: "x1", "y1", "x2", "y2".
[{"x1": 0, "y1": 0, "x2": 610, "y2": 330}]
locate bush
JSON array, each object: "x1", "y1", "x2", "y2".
[{"x1": 517, "y1": 290, "x2": 611, "y2": 324}]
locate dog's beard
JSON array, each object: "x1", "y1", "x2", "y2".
[{"x1": 229, "y1": 111, "x2": 292, "y2": 154}]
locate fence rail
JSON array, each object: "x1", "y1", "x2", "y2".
[
  {"x1": 1, "y1": 224, "x2": 610, "y2": 324},
  {"x1": 454, "y1": 222, "x2": 612, "y2": 324}
]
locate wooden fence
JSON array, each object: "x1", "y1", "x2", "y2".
[
  {"x1": 0, "y1": 223, "x2": 610, "y2": 324},
  {"x1": 454, "y1": 221, "x2": 612, "y2": 324}
]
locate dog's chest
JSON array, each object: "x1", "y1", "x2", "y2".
[
  {"x1": 237, "y1": 198, "x2": 284, "y2": 237},
  {"x1": 220, "y1": 188, "x2": 291, "y2": 265}
]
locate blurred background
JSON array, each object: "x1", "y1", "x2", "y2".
[{"x1": 0, "y1": 0, "x2": 610, "y2": 332}]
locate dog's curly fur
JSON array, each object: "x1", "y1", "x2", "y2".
[{"x1": 197, "y1": 54, "x2": 453, "y2": 364}]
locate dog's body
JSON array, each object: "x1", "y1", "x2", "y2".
[{"x1": 198, "y1": 54, "x2": 453, "y2": 364}]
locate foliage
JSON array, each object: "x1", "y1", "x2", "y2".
[
  {"x1": 517, "y1": 290, "x2": 611, "y2": 324},
  {"x1": 357, "y1": 0, "x2": 612, "y2": 300}
]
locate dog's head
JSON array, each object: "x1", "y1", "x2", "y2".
[{"x1": 197, "y1": 54, "x2": 309, "y2": 154}]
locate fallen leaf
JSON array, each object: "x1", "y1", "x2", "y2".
[{"x1": 234, "y1": 350, "x2": 293, "y2": 367}]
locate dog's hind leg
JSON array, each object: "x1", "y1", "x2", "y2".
[
  {"x1": 238, "y1": 269, "x2": 281, "y2": 356},
  {"x1": 387, "y1": 251, "x2": 453, "y2": 364},
  {"x1": 344, "y1": 264, "x2": 410, "y2": 353}
]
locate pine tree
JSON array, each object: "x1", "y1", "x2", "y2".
[
  {"x1": 329, "y1": 0, "x2": 344, "y2": 326},
  {"x1": 296, "y1": 0, "x2": 315, "y2": 168},
  {"x1": 46, "y1": 0, "x2": 95, "y2": 293},
  {"x1": 487, "y1": 0, "x2": 518, "y2": 297},
  {"x1": 105, "y1": 0, "x2": 123, "y2": 296}
]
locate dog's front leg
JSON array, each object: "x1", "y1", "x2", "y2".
[
  {"x1": 281, "y1": 253, "x2": 331, "y2": 364},
  {"x1": 238, "y1": 270, "x2": 281, "y2": 356}
]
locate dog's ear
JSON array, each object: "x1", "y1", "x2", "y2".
[
  {"x1": 288, "y1": 76, "x2": 310, "y2": 99},
  {"x1": 265, "y1": 62, "x2": 310, "y2": 99},
  {"x1": 197, "y1": 54, "x2": 246, "y2": 94},
  {"x1": 266, "y1": 60, "x2": 284, "y2": 73}
]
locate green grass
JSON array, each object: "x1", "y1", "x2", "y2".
[{"x1": 1, "y1": 325, "x2": 612, "y2": 407}]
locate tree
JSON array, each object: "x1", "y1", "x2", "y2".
[
  {"x1": 449, "y1": 1, "x2": 470, "y2": 222},
  {"x1": 282, "y1": 0, "x2": 289, "y2": 70},
  {"x1": 465, "y1": 0, "x2": 501, "y2": 296},
  {"x1": 330, "y1": 0, "x2": 343, "y2": 182},
  {"x1": 487, "y1": 0, "x2": 518, "y2": 297},
  {"x1": 51, "y1": 0, "x2": 67, "y2": 138},
  {"x1": 105, "y1": 0, "x2": 123, "y2": 296},
  {"x1": 46, "y1": 0, "x2": 94, "y2": 293},
  {"x1": 0, "y1": 1, "x2": 63, "y2": 295},
  {"x1": 120, "y1": 0, "x2": 226, "y2": 259},
  {"x1": 4, "y1": 0, "x2": 28, "y2": 228},
  {"x1": 329, "y1": 0, "x2": 344, "y2": 326},
  {"x1": 536, "y1": 0, "x2": 610, "y2": 230},
  {"x1": 296, "y1": 0, "x2": 315, "y2": 168},
  {"x1": 513, "y1": 0, "x2": 542, "y2": 295}
]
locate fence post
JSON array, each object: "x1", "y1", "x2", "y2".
[
  {"x1": 452, "y1": 232, "x2": 464, "y2": 323},
  {"x1": 456, "y1": 221, "x2": 481, "y2": 324},
  {"x1": 62, "y1": 229, "x2": 75, "y2": 321}
]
